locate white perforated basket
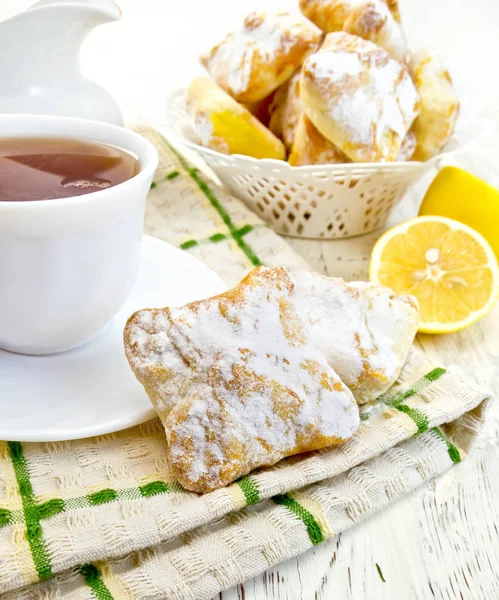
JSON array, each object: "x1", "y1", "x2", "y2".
[{"x1": 157, "y1": 89, "x2": 471, "y2": 239}]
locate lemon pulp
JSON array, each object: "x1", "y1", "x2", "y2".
[{"x1": 370, "y1": 216, "x2": 499, "y2": 333}]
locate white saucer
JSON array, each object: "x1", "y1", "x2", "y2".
[{"x1": 0, "y1": 236, "x2": 226, "y2": 442}]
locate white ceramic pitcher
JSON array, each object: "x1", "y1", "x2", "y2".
[{"x1": 0, "y1": 0, "x2": 123, "y2": 125}]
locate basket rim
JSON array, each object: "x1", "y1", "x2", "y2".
[
  {"x1": 158, "y1": 87, "x2": 452, "y2": 175},
  {"x1": 173, "y1": 134, "x2": 427, "y2": 174}
]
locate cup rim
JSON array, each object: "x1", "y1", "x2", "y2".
[{"x1": 0, "y1": 114, "x2": 158, "y2": 209}]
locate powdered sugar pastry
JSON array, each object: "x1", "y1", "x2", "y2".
[
  {"x1": 124, "y1": 267, "x2": 359, "y2": 493},
  {"x1": 291, "y1": 271, "x2": 420, "y2": 404},
  {"x1": 302, "y1": 32, "x2": 420, "y2": 161},
  {"x1": 201, "y1": 12, "x2": 322, "y2": 103}
]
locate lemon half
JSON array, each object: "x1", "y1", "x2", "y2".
[{"x1": 370, "y1": 216, "x2": 499, "y2": 334}]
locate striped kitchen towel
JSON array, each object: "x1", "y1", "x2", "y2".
[{"x1": 0, "y1": 126, "x2": 489, "y2": 599}]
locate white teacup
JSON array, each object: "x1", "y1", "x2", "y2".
[{"x1": 0, "y1": 114, "x2": 158, "y2": 355}]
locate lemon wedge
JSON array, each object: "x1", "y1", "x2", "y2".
[
  {"x1": 370, "y1": 216, "x2": 499, "y2": 334},
  {"x1": 419, "y1": 166, "x2": 499, "y2": 259}
]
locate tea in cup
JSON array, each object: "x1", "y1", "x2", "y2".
[{"x1": 0, "y1": 114, "x2": 158, "y2": 354}]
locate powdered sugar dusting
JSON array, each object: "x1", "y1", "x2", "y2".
[
  {"x1": 201, "y1": 12, "x2": 321, "y2": 101},
  {"x1": 194, "y1": 115, "x2": 214, "y2": 146},
  {"x1": 125, "y1": 267, "x2": 359, "y2": 492},
  {"x1": 329, "y1": 88, "x2": 379, "y2": 147},
  {"x1": 291, "y1": 272, "x2": 419, "y2": 404},
  {"x1": 397, "y1": 75, "x2": 421, "y2": 138},
  {"x1": 269, "y1": 71, "x2": 302, "y2": 151},
  {"x1": 343, "y1": 0, "x2": 407, "y2": 62},
  {"x1": 396, "y1": 130, "x2": 416, "y2": 161},
  {"x1": 372, "y1": 58, "x2": 411, "y2": 139},
  {"x1": 303, "y1": 32, "x2": 419, "y2": 160},
  {"x1": 372, "y1": 0, "x2": 407, "y2": 62},
  {"x1": 308, "y1": 51, "x2": 362, "y2": 82}
]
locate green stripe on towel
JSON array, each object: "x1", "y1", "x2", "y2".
[
  {"x1": 395, "y1": 404, "x2": 429, "y2": 434},
  {"x1": 360, "y1": 367, "x2": 447, "y2": 432},
  {"x1": 7, "y1": 441, "x2": 53, "y2": 580},
  {"x1": 0, "y1": 507, "x2": 11, "y2": 527},
  {"x1": 140, "y1": 480, "x2": 170, "y2": 497},
  {"x1": 48, "y1": 480, "x2": 176, "y2": 514},
  {"x1": 432, "y1": 427, "x2": 462, "y2": 463},
  {"x1": 0, "y1": 480, "x2": 177, "y2": 533},
  {"x1": 180, "y1": 224, "x2": 266, "y2": 251},
  {"x1": 379, "y1": 367, "x2": 447, "y2": 406},
  {"x1": 273, "y1": 493, "x2": 324, "y2": 545},
  {"x1": 80, "y1": 564, "x2": 115, "y2": 600},
  {"x1": 37, "y1": 498, "x2": 65, "y2": 520},
  {"x1": 236, "y1": 476, "x2": 260, "y2": 505},
  {"x1": 165, "y1": 140, "x2": 263, "y2": 267},
  {"x1": 150, "y1": 170, "x2": 180, "y2": 188}
]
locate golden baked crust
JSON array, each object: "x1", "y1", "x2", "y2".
[
  {"x1": 385, "y1": 0, "x2": 402, "y2": 23},
  {"x1": 200, "y1": 12, "x2": 322, "y2": 104},
  {"x1": 342, "y1": 0, "x2": 407, "y2": 62},
  {"x1": 299, "y1": 0, "x2": 353, "y2": 32},
  {"x1": 299, "y1": 0, "x2": 402, "y2": 33},
  {"x1": 244, "y1": 95, "x2": 274, "y2": 128},
  {"x1": 300, "y1": 32, "x2": 420, "y2": 162},
  {"x1": 396, "y1": 130, "x2": 416, "y2": 161},
  {"x1": 268, "y1": 71, "x2": 302, "y2": 151},
  {"x1": 289, "y1": 114, "x2": 348, "y2": 165},
  {"x1": 409, "y1": 48, "x2": 459, "y2": 161},
  {"x1": 124, "y1": 267, "x2": 360, "y2": 493},
  {"x1": 186, "y1": 77, "x2": 285, "y2": 160}
]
